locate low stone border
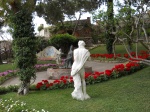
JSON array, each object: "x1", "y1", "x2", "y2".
[{"x1": 92, "y1": 59, "x2": 127, "y2": 63}]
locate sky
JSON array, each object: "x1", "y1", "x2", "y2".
[
  {"x1": 0, "y1": 1, "x2": 122, "y2": 41},
  {"x1": 33, "y1": 12, "x2": 93, "y2": 33},
  {"x1": 0, "y1": 12, "x2": 93, "y2": 41}
]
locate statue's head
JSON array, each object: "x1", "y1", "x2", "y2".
[{"x1": 78, "y1": 40, "x2": 85, "y2": 47}]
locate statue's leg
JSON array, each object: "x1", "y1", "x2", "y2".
[
  {"x1": 81, "y1": 68, "x2": 90, "y2": 100},
  {"x1": 71, "y1": 73, "x2": 84, "y2": 100}
]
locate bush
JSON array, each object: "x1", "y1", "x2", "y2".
[
  {"x1": 36, "y1": 37, "x2": 50, "y2": 52},
  {"x1": 49, "y1": 33, "x2": 77, "y2": 54}
]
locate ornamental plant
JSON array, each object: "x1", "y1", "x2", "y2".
[
  {"x1": 0, "y1": 98, "x2": 49, "y2": 112},
  {"x1": 11, "y1": 8, "x2": 37, "y2": 95},
  {"x1": 36, "y1": 62, "x2": 146, "y2": 90},
  {"x1": 0, "y1": 62, "x2": 147, "y2": 94},
  {"x1": 36, "y1": 76, "x2": 73, "y2": 90},
  {"x1": 49, "y1": 33, "x2": 77, "y2": 54},
  {"x1": 91, "y1": 50, "x2": 150, "y2": 62},
  {"x1": 0, "y1": 63, "x2": 58, "y2": 84}
]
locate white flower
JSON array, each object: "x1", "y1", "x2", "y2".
[{"x1": 41, "y1": 109, "x2": 45, "y2": 112}]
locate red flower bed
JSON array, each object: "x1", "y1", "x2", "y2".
[
  {"x1": 90, "y1": 50, "x2": 149, "y2": 61},
  {"x1": 36, "y1": 61, "x2": 146, "y2": 90}
]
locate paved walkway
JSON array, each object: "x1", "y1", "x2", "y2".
[{"x1": 0, "y1": 61, "x2": 123, "y2": 87}]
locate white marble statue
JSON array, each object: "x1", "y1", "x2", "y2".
[
  {"x1": 71, "y1": 40, "x2": 90, "y2": 101},
  {"x1": 56, "y1": 48, "x2": 62, "y2": 65}
]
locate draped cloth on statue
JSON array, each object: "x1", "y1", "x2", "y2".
[
  {"x1": 71, "y1": 48, "x2": 90, "y2": 76},
  {"x1": 71, "y1": 40, "x2": 90, "y2": 101}
]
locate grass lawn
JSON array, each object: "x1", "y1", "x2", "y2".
[
  {"x1": 1, "y1": 66, "x2": 150, "y2": 112},
  {"x1": 90, "y1": 43, "x2": 147, "y2": 54}
]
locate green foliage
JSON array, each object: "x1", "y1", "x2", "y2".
[
  {"x1": 9, "y1": 8, "x2": 37, "y2": 88},
  {"x1": 49, "y1": 23, "x2": 74, "y2": 35},
  {"x1": 10, "y1": 10, "x2": 34, "y2": 38},
  {"x1": 13, "y1": 37, "x2": 37, "y2": 82},
  {"x1": 35, "y1": 0, "x2": 98, "y2": 25},
  {"x1": 49, "y1": 33, "x2": 77, "y2": 54},
  {"x1": 36, "y1": 36, "x2": 50, "y2": 52},
  {"x1": 92, "y1": 1, "x2": 115, "y2": 54},
  {"x1": 37, "y1": 24, "x2": 44, "y2": 32}
]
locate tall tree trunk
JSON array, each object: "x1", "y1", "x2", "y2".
[
  {"x1": 106, "y1": 0, "x2": 115, "y2": 54},
  {"x1": 126, "y1": 0, "x2": 132, "y2": 52}
]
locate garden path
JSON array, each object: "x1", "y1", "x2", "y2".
[{"x1": 0, "y1": 61, "x2": 123, "y2": 87}]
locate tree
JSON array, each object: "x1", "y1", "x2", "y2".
[
  {"x1": 36, "y1": 36, "x2": 50, "y2": 52},
  {"x1": 35, "y1": 0, "x2": 98, "y2": 35},
  {"x1": 115, "y1": 1, "x2": 136, "y2": 52},
  {"x1": 49, "y1": 33, "x2": 77, "y2": 55},
  {"x1": 36, "y1": 0, "x2": 97, "y2": 25},
  {"x1": 113, "y1": 0, "x2": 150, "y2": 65},
  {"x1": 92, "y1": 0, "x2": 116, "y2": 54},
  {"x1": 0, "y1": 0, "x2": 38, "y2": 95},
  {"x1": 0, "y1": 19, "x2": 4, "y2": 64}
]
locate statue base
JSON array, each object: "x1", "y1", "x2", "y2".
[
  {"x1": 47, "y1": 68, "x2": 71, "y2": 79},
  {"x1": 47, "y1": 66, "x2": 92, "y2": 80}
]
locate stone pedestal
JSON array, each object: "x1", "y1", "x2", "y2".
[
  {"x1": 47, "y1": 68, "x2": 71, "y2": 79},
  {"x1": 47, "y1": 66, "x2": 92, "y2": 79},
  {"x1": 85, "y1": 66, "x2": 92, "y2": 73}
]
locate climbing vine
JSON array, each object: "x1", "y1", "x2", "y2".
[{"x1": 10, "y1": 9, "x2": 37, "y2": 95}]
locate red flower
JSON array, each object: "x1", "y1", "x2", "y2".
[
  {"x1": 36, "y1": 82, "x2": 43, "y2": 89},
  {"x1": 130, "y1": 52, "x2": 136, "y2": 56},
  {"x1": 124, "y1": 54, "x2": 129, "y2": 58},
  {"x1": 62, "y1": 79, "x2": 67, "y2": 84},
  {"x1": 49, "y1": 83, "x2": 53, "y2": 87},
  {"x1": 93, "y1": 75, "x2": 98, "y2": 79},
  {"x1": 125, "y1": 67, "x2": 130, "y2": 71},
  {"x1": 94, "y1": 71, "x2": 104, "y2": 76},
  {"x1": 46, "y1": 84, "x2": 49, "y2": 88},
  {"x1": 105, "y1": 70, "x2": 112, "y2": 76},
  {"x1": 70, "y1": 79, "x2": 73, "y2": 83},
  {"x1": 65, "y1": 76, "x2": 68, "y2": 79},
  {"x1": 42, "y1": 80, "x2": 48, "y2": 84},
  {"x1": 114, "y1": 64, "x2": 124, "y2": 71},
  {"x1": 60, "y1": 76, "x2": 65, "y2": 80},
  {"x1": 84, "y1": 72, "x2": 91, "y2": 79},
  {"x1": 53, "y1": 80, "x2": 60, "y2": 84}
]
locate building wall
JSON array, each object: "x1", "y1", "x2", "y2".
[{"x1": 38, "y1": 28, "x2": 51, "y2": 40}]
